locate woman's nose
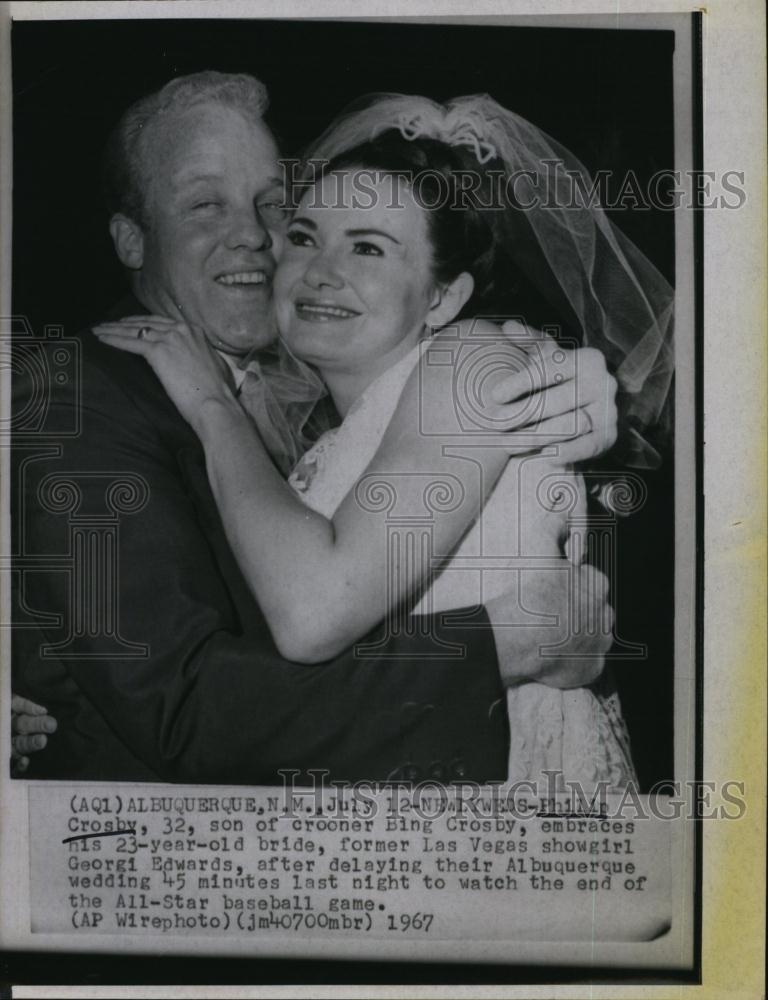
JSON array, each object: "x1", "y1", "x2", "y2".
[{"x1": 302, "y1": 250, "x2": 344, "y2": 290}]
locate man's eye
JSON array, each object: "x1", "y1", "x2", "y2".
[
  {"x1": 287, "y1": 229, "x2": 315, "y2": 247},
  {"x1": 259, "y1": 202, "x2": 291, "y2": 225},
  {"x1": 353, "y1": 241, "x2": 383, "y2": 256},
  {"x1": 192, "y1": 200, "x2": 221, "y2": 211}
]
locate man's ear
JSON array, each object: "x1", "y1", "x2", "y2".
[
  {"x1": 426, "y1": 272, "x2": 475, "y2": 330},
  {"x1": 109, "y1": 214, "x2": 145, "y2": 270}
]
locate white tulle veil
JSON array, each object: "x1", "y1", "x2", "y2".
[{"x1": 242, "y1": 93, "x2": 674, "y2": 473}]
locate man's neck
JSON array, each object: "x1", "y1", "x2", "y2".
[
  {"x1": 131, "y1": 275, "x2": 171, "y2": 320},
  {"x1": 129, "y1": 278, "x2": 254, "y2": 386}
]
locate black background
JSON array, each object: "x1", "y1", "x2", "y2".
[
  {"x1": 12, "y1": 19, "x2": 676, "y2": 784},
  {"x1": 12, "y1": 18, "x2": 675, "y2": 334},
  {"x1": 12, "y1": 15, "x2": 676, "y2": 791},
  {"x1": 9, "y1": 20, "x2": 679, "y2": 981}
]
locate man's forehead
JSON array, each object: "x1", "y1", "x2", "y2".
[{"x1": 143, "y1": 102, "x2": 279, "y2": 172}]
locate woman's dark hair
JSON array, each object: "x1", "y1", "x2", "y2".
[
  {"x1": 315, "y1": 129, "x2": 579, "y2": 333},
  {"x1": 317, "y1": 131, "x2": 514, "y2": 319}
]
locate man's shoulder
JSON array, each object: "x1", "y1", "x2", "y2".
[
  {"x1": 74, "y1": 296, "x2": 177, "y2": 420},
  {"x1": 76, "y1": 294, "x2": 146, "y2": 379},
  {"x1": 13, "y1": 295, "x2": 186, "y2": 444}
]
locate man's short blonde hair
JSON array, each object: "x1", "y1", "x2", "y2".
[{"x1": 103, "y1": 70, "x2": 270, "y2": 227}]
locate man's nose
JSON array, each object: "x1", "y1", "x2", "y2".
[
  {"x1": 225, "y1": 206, "x2": 273, "y2": 252},
  {"x1": 302, "y1": 250, "x2": 344, "y2": 290}
]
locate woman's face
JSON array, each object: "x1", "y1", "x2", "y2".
[{"x1": 274, "y1": 170, "x2": 438, "y2": 372}]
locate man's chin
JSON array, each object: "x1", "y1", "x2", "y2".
[{"x1": 208, "y1": 322, "x2": 277, "y2": 357}]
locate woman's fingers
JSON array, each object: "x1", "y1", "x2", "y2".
[
  {"x1": 94, "y1": 316, "x2": 182, "y2": 335},
  {"x1": 94, "y1": 317, "x2": 204, "y2": 348},
  {"x1": 93, "y1": 323, "x2": 165, "y2": 343},
  {"x1": 93, "y1": 332, "x2": 155, "y2": 355},
  {"x1": 103, "y1": 314, "x2": 178, "y2": 327}
]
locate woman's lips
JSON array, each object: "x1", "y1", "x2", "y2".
[{"x1": 294, "y1": 301, "x2": 361, "y2": 322}]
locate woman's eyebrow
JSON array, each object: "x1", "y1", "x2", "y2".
[
  {"x1": 288, "y1": 219, "x2": 401, "y2": 245},
  {"x1": 346, "y1": 228, "x2": 402, "y2": 245}
]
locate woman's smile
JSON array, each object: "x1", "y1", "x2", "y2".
[
  {"x1": 274, "y1": 170, "x2": 437, "y2": 380},
  {"x1": 293, "y1": 297, "x2": 363, "y2": 322}
]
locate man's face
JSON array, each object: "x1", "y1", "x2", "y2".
[{"x1": 135, "y1": 103, "x2": 287, "y2": 355}]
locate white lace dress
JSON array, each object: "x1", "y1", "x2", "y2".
[{"x1": 287, "y1": 344, "x2": 637, "y2": 790}]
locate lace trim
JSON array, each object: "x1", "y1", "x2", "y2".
[
  {"x1": 507, "y1": 685, "x2": 637, "y2": 791},
  {"x1": 288, "y1": 430, "x2": 340, "y2": 495}
]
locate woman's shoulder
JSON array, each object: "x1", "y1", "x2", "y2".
[
  {"x1": 287, "y1": 345, "x2": 424, "y2": 516},
  {"x1": 394, "y1": 320, "x2": 530, "y2": 438}
]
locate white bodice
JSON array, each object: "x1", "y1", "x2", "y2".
[{"x1": 288, "y1": 343, "x2": 636, "y2": 790}]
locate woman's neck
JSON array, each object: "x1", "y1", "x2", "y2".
[{"x1": 319, "y1": 330, "x2": 426, "y2": 418}]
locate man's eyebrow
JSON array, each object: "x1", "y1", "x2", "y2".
[
  {"x1": 173, "y1": 174, "x2": 286, "y2": 190},
  {"x1": 171, "y1": 172, "x2": 217, "y2": 188},
  {"x1": 290, "y1": 216, "x2": 317, "y2": 230}
]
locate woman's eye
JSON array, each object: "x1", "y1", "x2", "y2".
[
  {"x1": 287, "y1": 229, "x2": 315, "y2": 247},
  {"x1": 353, "y1": 241, "x2": 383, "y2": 256},
  {"x1": 192, "y1": 200, "x2": 221, "y2": 211}
]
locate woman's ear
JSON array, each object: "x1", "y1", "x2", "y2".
[
  {"x1": 426, "y1": 272, "x2": 475, "y2": 330},
  {"x1": 109, "y1": 214, "x2": 145, "y2": 270}
]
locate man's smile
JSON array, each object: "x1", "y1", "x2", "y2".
[{"x1": 214, "y1": 269, "x2": 269, "y2": 288}]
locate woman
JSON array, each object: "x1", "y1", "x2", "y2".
[{"x1": 95, "y1": 94, "x2": 674, "y2": 789}]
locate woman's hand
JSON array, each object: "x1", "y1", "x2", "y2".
[
  {"x1": 93, "y1": 315, "x2": 239, "y2": 434},
  {"x1": 11, "y1": 694, "x2": 57, "y2": 775}
]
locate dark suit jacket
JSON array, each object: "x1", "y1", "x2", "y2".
[{"x1": 11, "y1": 297, "x2": 508, "y2": 784}]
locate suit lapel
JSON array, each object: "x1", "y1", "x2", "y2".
[
  {"x1": 175, "y1": 443, "x2": 222, "y2": 534},
  {"x1": 88, "y1": 295, "x2": 269, "y2": 635},
  {"x1": 86, "y1": 294, "x2": 201, "y2": 449},
  {"x1": 175, "y1": 443, "x2": 268, "y2": 634}
]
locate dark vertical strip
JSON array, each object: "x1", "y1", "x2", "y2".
[{"x1": 691, "y1": 8, "x2": 705, "y2": 987}]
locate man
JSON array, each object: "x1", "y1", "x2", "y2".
[{"x1": 11, "y1": 72, "x2": 617, "y2": 784}]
